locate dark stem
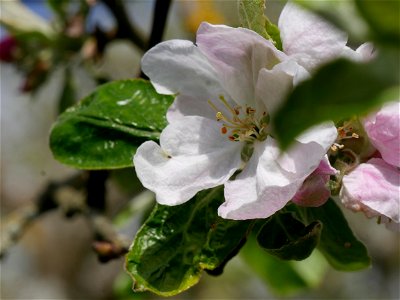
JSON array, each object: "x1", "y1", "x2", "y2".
[
  {"x1": 86, "y1": 170, "x2": 109, "y2": 212},
  {"x1": 147, "y1": 0, "x2": 172, "y2": 50},
  {"x1": 140, "y1": 0, "x2": 172, "y2": 79},
  {"x1": 102, "y1": 0, "x2": 146, "y2": 50}
]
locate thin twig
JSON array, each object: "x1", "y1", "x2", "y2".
[
  {"x1": 140, "y1": 0, "x2": 172, "y2": 79},
  {"x1": 102, "y1": 0, "x2": 146, "y2": 50}
]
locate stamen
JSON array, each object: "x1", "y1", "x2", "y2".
[
  {"x1": 208, "y1": 95, "x2": 269, "y2": 143},
  {"x1": 331, "y1": 143, "x2": 345, "y2": 151},
  {"x1": 216, "y1": 111, "x2": 224, "y2": 121},
  {"x1": 333, "y1": 121, "x2": 361, "y2": 151},
  {"x1": 219, "y1": 95, "x2": 237, "y2": 116}
]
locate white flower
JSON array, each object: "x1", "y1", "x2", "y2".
[{"x1": 133, "y1": 4, "x2": 345, "y2": 220}]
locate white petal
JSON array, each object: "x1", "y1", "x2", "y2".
[
  {"x1": 256, "y1": 60, "x2": 309, "y2": 117},
  {"x1": 166, "y1": 94, "x2": 217, "y2": 122},
  {"x1": 141, "y1": 39, "x2": 223, "y2": 98},
  {"x1": 134, "y1": 116, "x2": 243, "y2": 205},
  {"x1": 219, "y1": 121, "x2": 336, "y2": 220},
  {"x1": 219, "y1": 139, "x2": 302, "y2": 220},
  {"x1": 279, "y1": 3, "x2": 348, "y2": 70},
  {"x1": 197, "y1": 22, "x2": 287, "y2": 107},
  {"x1": 278, "y1": 122, "x2": 337, "y2": 177},
  {"x1": 296, "y1": 122, "x2": 338, "y2": 152}
]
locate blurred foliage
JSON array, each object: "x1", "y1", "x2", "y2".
[
  {"x1": 1, "y1": 0, "x2": 89, "y2": 94},
  {"x1": 241, "y1": 233, "x2": 329, "y2": 296}
]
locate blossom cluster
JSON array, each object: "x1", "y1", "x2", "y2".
[{"x1": 133, "y1": 3, "x2": 399, "y2": 228}]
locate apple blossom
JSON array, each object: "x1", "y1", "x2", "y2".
[
  {"x1": 133, "y1": 4, "x2": 350, "y2": 220},
  {"x1": 340, "y1": 101, "x2": 400, "y2": 229}
]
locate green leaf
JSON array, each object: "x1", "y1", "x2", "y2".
[
  {"x1": 125, "y1": 187, "x2": 253, "y2": 296},
  {"x1": 241, "y1": 233, "x2": 328, "y2": 296},
  {"x1": 257, "y1": 212, "x2": 322, "y2": 261},
  {"x1": 238, "y1": 0, "x2": 269, "y2": 39},
  {"x1": 238, "y1": 0, "x2": 282, "y2": 48},
  {"x1": 273, "y1": 50, "x2": 399, "y2": 149},
  {"x1": 265, "y1": 18, "x2": 282, "y2": 50},
  {"x1": 50, "y1": 79, "x2": 174, "y2": 169},
  {"x1": 292, "y1": 199, "x2": 371, "y2": 271},
  {"x1": 355, "y1": 0, "x2": 400, "y2": 46}
]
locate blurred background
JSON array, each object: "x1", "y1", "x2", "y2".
[{"x1": 1, "y1": 0, "x2": 399, "y2": 299}]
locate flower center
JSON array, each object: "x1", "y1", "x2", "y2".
[
  {"x1": 330, "y1": 121, "x2": 360, "y2": 152},
  {"x1": 208, "y1": 95, "x2": 269, "y2": 142}
]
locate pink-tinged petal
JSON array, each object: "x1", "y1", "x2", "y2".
[
  {"x1": 340, "y1": 158, "x2": 400, "y2": 223},
  {"x1": 292, "y1": 174, "x2": 330, "y2": 207},
  {"x1": 219, "y1": 139, "x2": 304, "y2": 220},
  {"x1": 279, "y1": 2, "x2": 348, "y2": 70},
  {"x1": 256, "y1": 60, "x2": 309, "y2": 117},
  {"x1": 133, "y1": 116, "x2": 243, "y2": 205},
  {"x1": 315, "y1": 155, "x2": 338, "y2": 176},
  {"x1": 363, "y1": 101, "x2": 400, "y2": 167},
  {"x1": 197, "y1": 22, "x2": 287, "y2": 108},
  {"x1": 292, "y1": 156, "x2": 336, "y2": 207}
]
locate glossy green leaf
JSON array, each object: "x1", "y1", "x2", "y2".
[
  {"x1": 125, "y1": 187, "x2": 253, "y2": 296},
  {"x1": 355, "y1": 0, "x2": 400, "y2": 45},
  {"x1": 50, "y1": 79, "x2": 174, "y2": 169},
  {"x1": 257, "y1": 212, "x2": 322, "y2": 261},
  {"x1": 241, "y1": 233, "x2": 328, "y2": 296},
  {"x1": 292, "y1": 199, "x2": 371, "y2": 271},
  {"x1": 273, "y1": 51, "x2": 400, "y2": 149}
]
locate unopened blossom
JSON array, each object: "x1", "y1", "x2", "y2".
[
  {"x1": 292, "y1": 156, "x2": 337, "y2": 207},
  {"x1": 340, "y1": 101, "x2": 400, "y2": 229},
  {"x1": 133, "y1": 3, "x2": 346, "y2": 220}
]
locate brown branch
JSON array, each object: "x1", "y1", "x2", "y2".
[{"x1": 0, "y1": 172, "x2": 129, "y2": 262}]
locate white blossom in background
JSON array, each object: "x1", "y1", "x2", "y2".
[{"x1": 132, "y1": 3, "x2": 365, "y2": 220}]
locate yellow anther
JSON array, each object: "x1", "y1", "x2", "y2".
[{"x1": 216, "y1": 112, "x2": 224, "y2": 121}]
